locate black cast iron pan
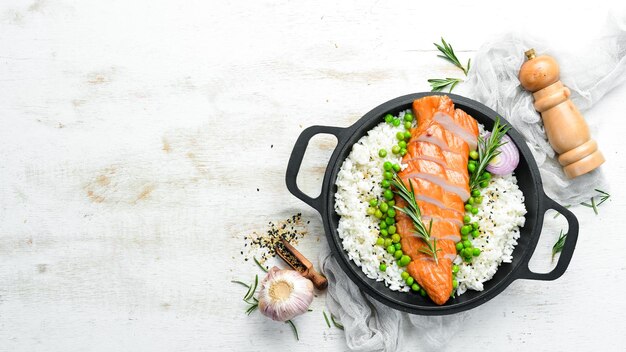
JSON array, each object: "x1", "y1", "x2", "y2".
[{"x1": 285, "y1": 92, "x2": 578, "y2": 315}]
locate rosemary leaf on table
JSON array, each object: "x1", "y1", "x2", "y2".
[
  {"x1": 323, "y1": 311, "x2": 331, "y2": 328},
  {"x1": 552, "y1": 230, "x2": 567, "y2": 262},
  {"x1": 286, "y1": 320, "x2": 299, "y2": 340},
  {"x1": 254, "y1": 257, "x2": 268, "y2": 272},
  {"x1": 331, "y1": 314, "x2": 344, "y2": 330},
  {"x1": 580, "y1": 189, "x2": 610, "y2": 215},
  {"x1": 428, "y1": 78, "x2": 463, "y2": 93},
  {"x1": 433, "y1": 37, "x2": 471, "y2": 75}
]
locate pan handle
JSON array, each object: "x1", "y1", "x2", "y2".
[
  {"x1": 516, "y1": 194, "x2": 579, "y2": 281},
  {"x1": 285, "y1": 125, "x2": 346, "y2": 213}
]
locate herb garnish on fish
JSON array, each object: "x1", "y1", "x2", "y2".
[
  {"x1": 469, "y1": 117, "x2": 511, "y2": 191},
  {"x1": 391, "y1": 174, "x2": 441, "y2": 263}
]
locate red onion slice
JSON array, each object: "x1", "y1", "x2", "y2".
[{"x1": 484, "y1": 133, "x2": 519, "y2": 175}]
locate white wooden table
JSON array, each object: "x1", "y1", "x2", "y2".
[{"x1": 1, "y1": 1, "x2": 625, "y2": 351}]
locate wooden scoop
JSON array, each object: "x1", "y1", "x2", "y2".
[{"x1": 276, "y1": 239, "x2": 328, "y2": 290}]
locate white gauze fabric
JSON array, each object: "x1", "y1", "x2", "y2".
[{"x1": 321, "y1": 13, "x2": 626, "y2": 352}]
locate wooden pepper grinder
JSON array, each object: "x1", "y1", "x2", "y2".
[{"x1": 519, "y1": 49, "x2": 605, "y2": 178}]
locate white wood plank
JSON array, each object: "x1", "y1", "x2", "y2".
[{"x1": 0, "y1": 0, "x2": 625, "y2": 351}]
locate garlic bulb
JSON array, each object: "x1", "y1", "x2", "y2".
[{"x1": 258, "y1": 267, "x2": 314, "y2": 322}]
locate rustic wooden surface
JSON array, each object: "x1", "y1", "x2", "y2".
[{"x1": 1, "y1": 1, "x2": 625, "y2": 351}]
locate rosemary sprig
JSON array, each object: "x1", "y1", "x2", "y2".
[
  {"x1": 469, "y1": 117, "x2": 510, "y2": 190},
  {"x1": 230, "y1": 280, "x2": 250, "y2": 288},
  {"x1": 580, "y1": 189, "x2": 610, "y2": 215},
  {"x1": 391, "y1": 174, "x2": 440, "y2": 263},
  {"x1": 552, "y1": 230, "x2": 567, "y2": 262},
  {"x1": 331, "y1": 314, "x2": 344, "y2": 330},
  {"x1": 428, "y1": 78, "x2": 463, "y2": 93},
  {"x1": 323, "y1": 311, "x2": 331, "y2": 328},
  {"x1": 434, "y1": 38, "x2": 471, "y2": 75},
  {"x1": 254, "y1": 257, "x2": 268, "y2": 272},
  {"x1": 286, "y1": 320, "x2": 299, "y2": 340}
]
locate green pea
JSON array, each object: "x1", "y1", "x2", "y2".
[
  {"x1": 376, "y1": 237, "x2": 384, "y2": 246},
  {"x1": 384, "y1": 172, "x2": 393, "y2": 180},
  {"x1": 463, "y1": 255, "x2": 472, "y2": 263},
  {"x1": 380, "y1": 221, "x2": 387, "y2": 229},
  {"x1": 375, "y1": 209, "x2": 383, "y2": 218},
  {"x1": 461, "y1": 234, "x2": 468, "y2": 241},
  {"x1": 387, "y1": 245, "x2": 395, "y2": 254},
  {"x1": 392, "y1": 163, "x2": 401, "y2": 172},
  {"x1": 385, "y1": 217, "x2": 395, "y2": 225},
  {"x1": 471, "y1": 207, "x2": 479, "y2": 215},
  {"x1": 463, "y1": 240, "x2": 472, "y2": 248},
  {"x1": 381, "y1": 179, "x2": 390, "y2": 188},
  {"x1": 400, "y1": 148, "x2": 407, "y2": 156},
  {"x1": 399, "y1": 255, "x2": 411, "y2": 267},
  {"x1": 463, "y1": 215, "x2": 471, "y2": 224},
  {"x1": 384, "y1": 238, "x2": 393, "y2": 247},
  {"x1": 384, "y1": 189, "x2": 394, "y2": 200},
  {"x1": 404, "y1": 131, "x2": 411, "y2": 140},
  {"x1": 367, "y1": 207, "x2": 376, "y2": 215},
  {"x1": 479, "y1": 180, "x2": 489, "y2": 188},
  {"x1": 391, "y1": 233, "x2": 400, "y2": 243},
  {"x1": 471, "y1": 230, "x2": 479, "y2": 238},
  {"x1": 379, "y1": 263, "x2": 387, "y2": 271},
  {"x1": 456, "y1": 242, "x2": 463, "y2": 251},
  {"x1": 394, "y1": 243, "x2": 402, "y2": 250},
  {"x1": 469, "y1": 160, "x2": 477, "y2": 166},
  {"x1": 398, "y1": 140, "x2": 407, "y2": 149},
  {"x1": 392, "y1": 119, "x2": 401, "y2": 127},
  {"x1": 388, "y1": 225, "x2": 397, "y2": 235},
  {"x1": 384, "y1": 114, "x2": 393, "y2": 123},
  {"x1": 460, "y1": 225, "x2": 471, "y2": 235},
  {"x1": 378, "y1": 149, "x2": 387, "y2": 158},
  {"x1": 380, "y1": 229, "x2": 388, "y2": 237},
  {"x1": 468, "y1": 163, "x2": 476, "y2": 173},
  {"x1": 452, "y1": 264, "x2": 459, "y2": 274},
  {"x1": 467, "y1": 197, "x2": 475, "y2": 205},
  {"x1": 369, "y1": 199, "x2": 379, "y2": 207},
  {"x1": 472, "y1": 248, "x2": 481, "y2": 256},
  {"x1": 419, "y1": 289, "x2": 426, "y2": 297},
  {"x1": 396, "y1": 132, "x2": 405, "y2": 141},
  {"x1": 411, "y1": 283, "x2": 420, "y2": 291},
  {"x1": 465, "y1": 204, "x2": 472, "y2": 212},
  {"x1": 475, "y1": 196, "x2": 483, "y2": 204},
  {"x1": 379, "y1": 202, "x2": 389, "y2": 213},
  {"x1": 469, "y1": 150, "x2": 479, "y2": 160},
  {"x1": 383, "y1": 161, "x2": 392, "y2": 171},
  {"x1": 482, "y1": 172, "x2": 492, "y2": 181},
  {"x1": 472, "y1": 222, "x2": 479, "y2": 230},
  {"x1": 404, "y1": 121, "x2": 412, "y2": 130},
  {"x1": 401, "y1": 271, "x2": 409, "y2": 280},
  {"x1": 387, "y1": 209, "x2": 396, "y2": 218},
  {"x1": 452, "y1": 279, "x2": 458, "y2": 289},
  {"x1": 406, "y1": 277, "x2": 414, "y2": 286},
  {"x1": 392, "y1": 145, "x2": 401, "y2": 154},
  {"x1": 394, "y1": 250, "x2": 403, "y2": 259},
  {"x1": 471, "y1": 189, "x2": 481, "y2": 197},
  {"x1": 404, "y1": 113, "x2": 414, "y2": 122}
]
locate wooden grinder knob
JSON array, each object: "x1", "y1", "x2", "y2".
[{"x1": 518, "y1": 49, "x2": 604, "y2": 178}]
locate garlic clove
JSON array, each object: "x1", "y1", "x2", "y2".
[{"x1": 258, "y1": 266, "x2": 314, "y2": 322}]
